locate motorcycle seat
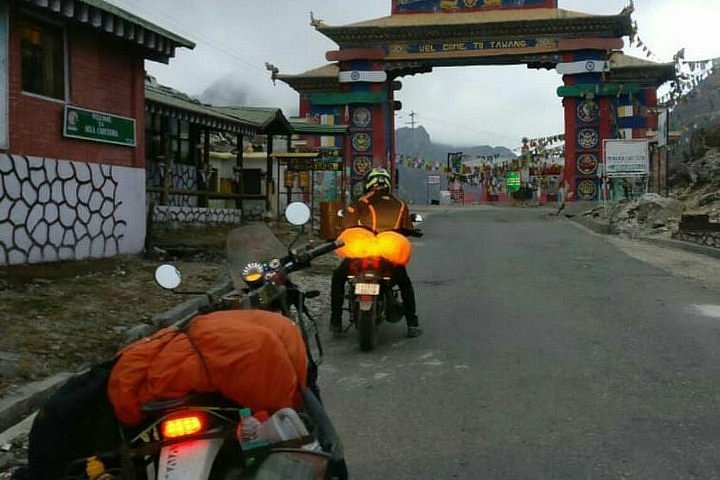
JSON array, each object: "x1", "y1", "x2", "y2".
[{"x1": 141, "y1": 392, "x2": 231, "y2": 414}]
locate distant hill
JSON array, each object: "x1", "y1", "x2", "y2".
[
  {"x1": 669, "y1": 68, "x2": 720, "y2": 168},
  {"x1": 395, "y1": 126, "x2": 515, "y2": 163},
  {"x1": 394, "y1": 126, "x2": 515, "y2": 204}
]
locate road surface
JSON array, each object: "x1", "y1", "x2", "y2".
[{"x1": 321, "y1": 207, "x2": 720, "y2": 479}]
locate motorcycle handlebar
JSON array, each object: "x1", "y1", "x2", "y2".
[
  {"x1": 306, "y1": 239, "x2": 344, "y2": 259},
  {"x1": 286, "y1": 239, "x2": 344, "y2": 272}
]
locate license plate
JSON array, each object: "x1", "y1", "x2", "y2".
[{"x1": 355, "y1": 282, "x2": 380, "y2": 295}]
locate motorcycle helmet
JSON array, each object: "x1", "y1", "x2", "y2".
[{"x1": 364, "y1": 167, "x2": 392, "y2": 192}]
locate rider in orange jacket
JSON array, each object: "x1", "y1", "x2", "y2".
[{"x1": 330, "y1": 167, "x2": 422, "y2": 338}]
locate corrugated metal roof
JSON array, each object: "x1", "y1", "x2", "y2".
[
  {"x1": 216, "y1": 106, "x2": 293, "y2": 135},
  {"x1": 18, "y1": 0, "x2": 195, "y2": 62},
  {"x1": 145, "y1": 83, "x2": 259, "y2": 135}
]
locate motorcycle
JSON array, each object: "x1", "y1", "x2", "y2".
[
  {"x1": 49, "y1": 203, "x2": 347, "y2": 480},
  {"x1": 336, "y1": 213, "x2": 423, "y2": 351}
]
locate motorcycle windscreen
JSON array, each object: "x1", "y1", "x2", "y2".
[
  {"x1": 336, "y1": 228, "x2": 412, "y2": 266},
  {"x1": 226, "y1": 223, "x2": 288, "y2": 290}
]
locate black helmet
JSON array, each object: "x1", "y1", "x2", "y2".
[{"x1": 364, "y1": 167, "x2": 391, "y2": 192}]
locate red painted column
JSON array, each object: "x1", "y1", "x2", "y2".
[{"x1": 563, "y1": 96, "x2": 577, "y2": 191}]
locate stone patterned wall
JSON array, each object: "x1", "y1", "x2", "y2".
[
  {"x1": 153, "y1": 205, "x2": 242, "y2": 225},
  {"x1": 147, "y1": 161, "x2": 198, "y2": 207},
  {"x1": 0, "y1": 154, "x2": 146, "y2": 265},
  {"x1": 673, "y1": 230, "x2": 720, "y2": 249}
]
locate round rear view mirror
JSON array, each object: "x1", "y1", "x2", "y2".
[
  {"x1": 154, "y1": 264, "x2": 182, "y2": 290},
  {"x1": 285, "y1": 202, "x2": 311, "y2": 226}
]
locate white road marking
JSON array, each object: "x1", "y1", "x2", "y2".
[{"x1": 691, "y1": 304, "x2": 720, "y2": 318}]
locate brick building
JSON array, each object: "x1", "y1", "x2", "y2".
[{"x1": 0, "y1": 0, "x2": 193, "y2": 265}]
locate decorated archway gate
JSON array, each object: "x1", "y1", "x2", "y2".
[{"x1": 277, "y1": 0, "x2": 674, "y2": 201}]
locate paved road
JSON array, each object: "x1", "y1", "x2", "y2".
[{"x1": 320, "y1": 207, "x2": 720, "y2": 479}]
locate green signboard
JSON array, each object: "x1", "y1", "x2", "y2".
[
  {"x1": 506, "y1": 171, "x2": 521, "y2": 192},
  {"x1": 63, "y1": 106, "x2": 136, "y2": 147}
]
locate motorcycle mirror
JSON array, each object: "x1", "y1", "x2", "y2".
[
  {"x1": 154, "y1": 264, "x2": 182, "y2": 290},
  {"x1": 411, "y1": 213, "x2": 424, "y2": 223},
  {"x1": 285, "y1": 202, "x2": 311, "y2": 226}
]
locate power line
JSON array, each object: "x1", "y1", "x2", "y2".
[
  {"x1": 111, "y1": 0, "x2": 269, "y2": 75},
  {"x1": 418, "y1": 113, "x2": 522, "y2": 144}
]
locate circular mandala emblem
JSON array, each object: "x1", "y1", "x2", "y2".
[
  {"x1": 576, "y1": 153, "x2": 599, "y2": 176},
  {"x1": 350, "y1": 70, "x2": 360, "y2": 81},
  {"x1": 352, "y1": 107, "x2": 371, "y2": 128},
  {"x1": 577, "y1": 128, "x2": 599, "y2": 149},
  {"x1": 577, "y1": 100, "x2": 599, "y2": 123},
  {"x1": 585, "y1": 60, "x2": 596, "y2": 72},
  {"x1": 577, "y1": 180, "x2": 598, "y2": 201},
  {"x1": 353, "y1": 156, "x2": 372, "y2": 176},
  {"x1": 352, "y1": 133, "x2": 372, "y2": 152}
]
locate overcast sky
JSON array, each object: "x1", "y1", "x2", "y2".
[{"x1": 106, "y1": 0, "x2": 720, "y2": 149}]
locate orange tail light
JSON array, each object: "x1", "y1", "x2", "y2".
[
  {"x1": 161, "y1": 412, "x2": 206, "y2": 439},
  {"x1": 376, "y1": 231, "x2": 412, "y2": 266}
]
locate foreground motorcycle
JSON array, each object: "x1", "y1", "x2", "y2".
[
  {"x1": 336, "y1": 214, "x2": 423, "y2": 351},
  {"x1": 30, "y1": 202, "x2": 347, "y2": 480},
  {"x1": 140, "y1": 202, "x2": 347, "y2": 480}
]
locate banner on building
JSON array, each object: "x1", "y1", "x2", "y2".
[{"x1": 603, "y1": 139, "x2": 649, "y2": 177}]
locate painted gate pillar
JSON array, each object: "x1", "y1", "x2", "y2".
[
  {"x1": 560, "y1": 52, "x2": 614, "y2": 203},
  {"x1": 560, "y1": 52, "x2": 666, "y2": 202},
  {"x1": 338, "y1": 61, "x2": 395, "y2": 198},
  {"x1": 296, "y1": 60, "x2": 395, "y2": 199}
]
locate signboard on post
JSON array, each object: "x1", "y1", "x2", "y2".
[
  {"x1": 603, "y1": 139, "x2": 649, "y2": 177},
  {"x1": 287, "y1": 158, "x2": 343, "y2": 172},
  {"x1": 63, "y1": 106, "x2": 136, "y2": 147}
]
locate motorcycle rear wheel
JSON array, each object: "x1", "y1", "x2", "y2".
[{"x1": 356, "y1": 304, "x2": 378, "y2": 351}]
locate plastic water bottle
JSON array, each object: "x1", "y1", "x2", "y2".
[{"x1": 237, "y1": 408, "x2": 269, "y2": 451}]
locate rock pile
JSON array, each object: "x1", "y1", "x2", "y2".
[{"x1": 583, "y1": 193, "x2": 685, "y2": 236}]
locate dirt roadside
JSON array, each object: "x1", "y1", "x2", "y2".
[{"x1": 0, "y1": 222, "x2": 311, "y2": 399}]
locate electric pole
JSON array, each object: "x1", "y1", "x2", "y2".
[{"x1": 407, "y1": 111, "x2": 417, "y2": 130}]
